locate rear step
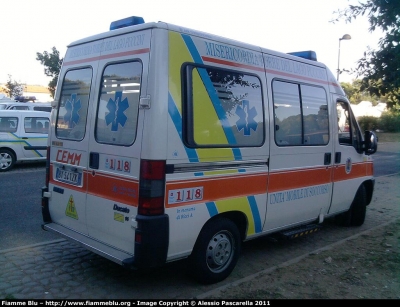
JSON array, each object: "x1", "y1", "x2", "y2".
[{"x1": 279, "y1": 224, "x2": 322, "y2": 239}]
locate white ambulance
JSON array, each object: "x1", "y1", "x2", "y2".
[
  {"x1": 41, "y1": 16, "x2": 378, "y2": 284},
  {"x1": 0, "y1": 110, "x2": 50, "y2": 171}
]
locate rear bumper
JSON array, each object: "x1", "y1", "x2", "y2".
[
  {"x1": 42, "y1": 223, "x2": 135, "y2": 267},
  {"x1": 42, "y1": 214, "x2": 169, "y2": 269},
  {"x1": 134, "y1": 214, "x2": 169, "y2": 268}
]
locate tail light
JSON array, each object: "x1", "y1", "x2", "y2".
[
  {"x1": 138, "y1": 159, "x2": 166, "y2": 215},
  {"x1": 42, "y1": 146, "x2": 52, "y2": 223},
  {"x1": 45, "y1": 146, "x2": 50, "y2": 187}
]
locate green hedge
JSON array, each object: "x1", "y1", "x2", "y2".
[
  {"x1": 358, "y1": 112, "x2": 400, "y2": 132},
  {"x1": 357, "y1": 116, "x2": 379, "y2": 131},
  {"x1": 378, "y1": 113, "x2": 400, "y2": 132}
]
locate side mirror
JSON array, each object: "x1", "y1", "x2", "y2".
[{"x1": 364, "y1": 130, "x2": 378, "y2": 155}]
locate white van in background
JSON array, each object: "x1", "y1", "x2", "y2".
[
  {"x1": 0, "y1": 110, "x2": 50, "y2": 171},
  {"x1": 0, "y1": 101, "x2": 52, "y2": 112}
]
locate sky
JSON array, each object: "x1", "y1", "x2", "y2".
[{"x1": 1, "y1": 0, "x2": 383, "y2": 87}]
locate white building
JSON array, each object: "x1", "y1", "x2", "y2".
[
  {"x1": 0, "y1": 84, "x2": 52, "y2": 102},
  {"x1": 351, "y1": 101, "x2": 387, "y2": 118}
]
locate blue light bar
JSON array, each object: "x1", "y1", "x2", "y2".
[
  {"x1": 110, "y1": 16, "x2": 145, "y2": 30},
  {"x1": 287, "y1": 50, "x2": 317, "y2": 61}
]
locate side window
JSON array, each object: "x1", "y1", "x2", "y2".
[
  {"x1": 337, "y1": 101, "x2": 361, "y2": 151},
  {"x1": 56, "y1": 68, "x2": 92, "y2": 140},
  {"x1": 301, "y1": 85, "x2": 329, "y2": 145},
  {"x1": 34, "y1": 106, "x2": 51, "y2": 112},
  {"x1": 11, "y1": 106, "x2": 29, "y2": 110},
  {"x1": 0, "y1": 117, "x2": 18, "y2": 132},
  {"x1": 273, "y1": 81, "x2": 302, "y2": 145},
  {"x1": 24, "y1": 117, "x2": 50, "y2": 134},
  {"x1": 184, "y1": 65, "x2": 264, "y2": 147},
  {"x1": 273, "y1": 80, "x2": 328, "y2": 146},
  {"x1": 95, "y1": 61, "x2": 142, "y2": 146}
]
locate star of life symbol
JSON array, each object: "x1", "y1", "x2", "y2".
[
  {"x1": 235, "y1": 100, "x2": 258, "y2": 136},
  {"x1": 105, "y1": 91, "x2": 129, "y2": 131},
  {"x1": 64, "y1": 94, "x2": 81, "y2": 128}
]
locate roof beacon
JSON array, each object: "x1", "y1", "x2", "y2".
[
  {"x1": 287, "y1": 50, "x2": 317, "y2": 61},
  {"x1": 110, "y1": 16, "x2": 145, "y2": 30}
]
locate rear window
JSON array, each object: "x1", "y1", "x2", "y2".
[
  {"x1": 95, "y1": 61, "x2": 142, "y2": 146},
  {"x1": 56, "y1": 68, "x2": 92, "y2": 140}
]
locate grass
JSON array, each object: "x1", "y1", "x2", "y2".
[
  {"x1": 375, "y1": 132, "x2": 400, "y2": 142},
  {"x1": 4, "y1": 294, "x2": 15, "y2": 299}
]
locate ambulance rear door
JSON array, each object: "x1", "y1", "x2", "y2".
[
  {"x1": 48, "y1": 43, "x2": 97, "y2": 236},
  {"x1": 84, "y1": 30, "x2": 151, "y2": 254}
]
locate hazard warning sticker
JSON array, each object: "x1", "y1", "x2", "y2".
[
  {"x1": 65, "y1": 195, "x2": 79, "y2": 219},
  {"x1": 114, "y1": 212, "x2": 125, "y2": 223}
]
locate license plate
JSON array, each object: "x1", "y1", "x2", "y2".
[{"x1": 56, "y1": 168, "x2": 82, "y2": 186}]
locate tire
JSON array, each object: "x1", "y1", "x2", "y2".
[
  {"x1": 335, "y1": 209, "x2": 351, "y2": 227},
  {"x1": 335, "y1": 185, "x2": 367, "y2": 227},
  {"x1": 0, "y1": 149, "x2": 16, "y2": 172},
  {"x1": 188, "y1": 217, "x2": 241, "y2": 284},
  {"x1": 350, "y1": 184, "x2": 367, "y2": 226}
]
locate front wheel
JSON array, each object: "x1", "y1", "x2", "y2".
[
  {"x1": 350, "y1": 184, "x2": 367, "y2": 226},
  {"x1": 335, "y1": 184, "x2": 367, "y2": 227},
  {"x1": 188, "y1": 217, "x2": 241, "y2": 284},
  {"x1": 0, "y1": 149, "x2": 16, "y2": 172}
]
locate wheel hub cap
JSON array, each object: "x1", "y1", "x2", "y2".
[{"x1": 206, "y1": 232, "x2": 232, "y2": 272}]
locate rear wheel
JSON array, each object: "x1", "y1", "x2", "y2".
[
  {"x1": 0, "y1": 149, "x2": 15, "y2": 172},
  {"x1": 335, "y1": 184, "x2": 367, "y2": 227},
  {"x1": 188, "y1": 217, "x2": 241, "y2": 284}
]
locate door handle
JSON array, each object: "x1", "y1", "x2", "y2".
[
  {"x1": 324, "y1": 153, "x2": 331, "y2": 165},
  {"x1": 335, "y1": 152, "x2": 342, "y2": 164},
  {"x1": 89, "y1": 152, "x2": 99, "y2": 169}
]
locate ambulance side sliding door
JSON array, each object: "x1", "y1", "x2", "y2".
[{"x1": 266, "y1": 79, "x2": 334, "y2": 230}]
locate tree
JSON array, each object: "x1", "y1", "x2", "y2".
[
  {"x1": 3, "y1": 74, "x2": 23, "y2": 98},
  {"x1": 340, "y1": 80, "x2": 379, "y2": 105},
  {"x1": 332, "y1": 0, "x2": 400, "y2": 111},
  {"x1": 36, "y1": 47, "x2": 63, "y2": 98}
]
